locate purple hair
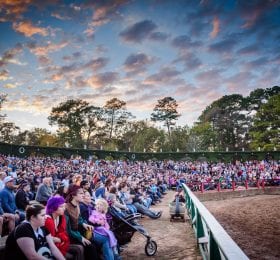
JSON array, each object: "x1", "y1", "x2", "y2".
[{"x1": 46, "y1": 196, "x2": 65, "y2": 215}]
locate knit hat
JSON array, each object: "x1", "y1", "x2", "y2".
[{"x1": 46, "y1": 196, "x2": 65, "y2": 215}]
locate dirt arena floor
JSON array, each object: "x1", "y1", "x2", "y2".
[
  {"x1": 121, "y1": 191, "x2": 202, "y2": 260},
  {"x1": 203, "y1": 195, "x2": 280, "y2": 260}
]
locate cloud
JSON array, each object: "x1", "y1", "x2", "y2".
[
  {"x1": 210, "y1": 16, "x2": 220, "y2": 38},
  {"x1": 28, "y1": 41, "x2": 68, "y2": 56},
  {"x1": 0, "y1": 70, "x2": 9, "y2": 81},
  {"x1": 119, "y1": 20, "x2": 157, "y2": 43},
  {"x1": 237, "y1": 44, "x2": 260, "y2": 55},
  {"x1": 0, "y1": 0, "x2": 32, "y2": 21},
  {"x1": 225, "y1": 71, "x2": 255, "y2": 93},
  {"x1": 87, "y1": 72, "x2": 119, "y2": 89},
  {"x1": 172, "y1": 35, "x2": 202, "y2": 50},
  {"x1": 83, "y1": 57, "x2": 109, "y2": 71},
  {"x1": 144, "y1": 67, "x2": 182, "y2": 85},
  {"x1": 4, "y1": 83, "x2": 17, "y2": 89},
  {"x1": 123, "y1": 53, "x2": 155, "y2": 74},
  {"x1": 0, "y1": 43, "x2": 23, "y2": 67},
  {"x1": 149, "y1": 32, "x2": 169, "y2": 41},
  {"x1": 173, "y1": 52, "x2": 202, "y2": 71},
  {"x1": 13, "y1": 21, "x2": 48, "y2": 37},
  {"x1": 84, "y1": 1, "x2": 129, "y2": 36},
  {"x1": 208, "y1": 38, "x2": 237, "y2": 53},
  {"x1": 237, "y1": 1, "x2": 278, "y2": 29}
]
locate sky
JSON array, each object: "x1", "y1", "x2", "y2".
[{"x1": 0, "y1": 0, "x2": 280, "y2": 132}]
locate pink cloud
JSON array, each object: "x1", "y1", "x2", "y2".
[
  {"x1": 13, "y1": 21, "x2": 48, "y2": 37},
  {"x1": 210, "y1": 16, "x2": 220, "y2": 38}
]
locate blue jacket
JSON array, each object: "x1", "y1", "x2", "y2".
[{"x1": 0, "y1": 186, "x2": 17, "y2": 213}]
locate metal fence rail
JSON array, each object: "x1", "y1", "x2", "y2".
[{"x1": 182, "y1": 183, "x2": 249, "y2": 260}]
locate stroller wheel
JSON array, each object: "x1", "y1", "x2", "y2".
[{"x1": 145, "y1": 239, "x2": 157, "y2": 256}]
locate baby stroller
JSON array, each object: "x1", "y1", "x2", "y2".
[
  {"x1": 169, "y1": 196, "x2": 186, "y2": 222},
  {"x1": 108, "y1": 206, "x2": 158, "y2": 256}
]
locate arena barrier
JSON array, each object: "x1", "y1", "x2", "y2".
[{"x1": 182, "y1": 183, "x2": 249, "y2": 260}]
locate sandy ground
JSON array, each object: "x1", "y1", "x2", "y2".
[
  {"x1": 203, "y1": 195, "x2": 280, "y2": 260},
  {"x1": 121, "y1": 191, "x2": 202, "y2": 260}
]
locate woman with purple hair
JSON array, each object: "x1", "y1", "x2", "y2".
[{"x1": 45, "y1": 196, "x2": 70, "y2": 256}]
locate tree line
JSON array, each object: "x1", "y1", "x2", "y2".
[{"x1": 0, "y1": 86, "x2": 279, "y2": 152}]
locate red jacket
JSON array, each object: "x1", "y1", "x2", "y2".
[{"x1": 45, "y1": 215, "x2": 70, "y2": 256}]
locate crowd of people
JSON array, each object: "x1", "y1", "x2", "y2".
[{"x1": 0, "y1": 153, "x2": 279, "y2": 259}]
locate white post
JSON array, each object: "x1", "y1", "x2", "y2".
[
  {"x1": 258, "y1": 147, "x2": 260, "y2": 151},
  {"x1": 226, "y1": 147, "x2": 229, "y2": 152}
]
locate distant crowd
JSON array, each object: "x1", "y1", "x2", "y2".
[{"x1": 0, "y1": 154, "x2": 279, "y2": 259}]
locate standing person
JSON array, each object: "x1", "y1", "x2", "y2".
[
  {"x1": 45, "y1": 196, "x2": 70, "y2": 256},
  {"x1": 35, "y1": 177, "x2": 53, "y2": 205},
  {"x1": 65, "y1": 185, "x2": 99, "y2": 260},
  {"x1": 4, "y1": 204, "x2": 65, "y2": 260}
]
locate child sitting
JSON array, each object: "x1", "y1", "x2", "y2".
[{"x1": 89, "y1": 198, "x2": 121, "y2": 260}]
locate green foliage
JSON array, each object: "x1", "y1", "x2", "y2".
[
  {"x1": 104, "y1": 98, "x2": 134, "y2": 139},
  {"x1": 249, "y1": 94, "x2": 280, "y2": 150},
  {"x1": 48, "y1": 99, "x2": 92, "y2": 148},
  {"x1": 151, "y1": 97, "x2": 180, "y2": 138}
]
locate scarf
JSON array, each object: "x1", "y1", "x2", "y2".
[{"x1": 65, "y1": 202, "x2": 80, "y2": 231}]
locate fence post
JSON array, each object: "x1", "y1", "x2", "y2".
[
  {"x1": 245, "y1": 180, "x2": 248, "y2": 190},
  {"x1": 262, "y1": 179, "x2": 265, "y2": 190},
  {"x1": 232, "y1": 181, "x2": 235, "y2": 191},
  {"x1": 217, "y1": 182, "x2": 221, "y2": 192},
  {"x1": 201, "y1": 182, "x2": 204, "y2": 193}
]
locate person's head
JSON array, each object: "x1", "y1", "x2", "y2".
[
  {"x1": 26, "y1": 204, "x2": 46, "y2": 228},
  {"x1": 4, "y1": 176, "x2": 15, "y2": 189},
  {"x1": 66, "y1": 184, "x2": 84, "y2": 203},
  {"x1": 83, "y1": 191, "x2": 92, "y2": 205},
  {"x1": 118, "y1": 182, "x2": 127, "y2": 191},
  {"x1": 19, "y1": 181, "x2": 30, "y2": 192},
  {"x1": 46, "y1": 196, "x2": 65, "y2": 216},
  {"x1": 80, "y1": 180, "x2": 90, "y2": 190},
  {"x1": 0, "y1": 171, "x2": 7, "y2": 180},
  {"x1": 109, "y1": 186, "x2": 117, "y2": 194},
  {"x1": 95, "y1": 198, "x2": 109, "y2": 214},
  {"x1": 43, "y1": 177, "x2": 51, "y2": 186},
  {"x1": 73, "y1": 174, "x2": 82, "y2": 186},
  {"x1": 56, "y1": 185, "x2": 68, "y2": 197}
]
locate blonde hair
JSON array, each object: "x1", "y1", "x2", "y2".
[{"x1": 95, "y1": 198, "x2": 109, "y2": 213}]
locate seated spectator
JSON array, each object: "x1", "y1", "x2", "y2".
[
  {"x1": 80, "y1": 191, "x2": 95, "y2": 222},
  {"x1": 0, "y1": 202, "x2": 15, "y2": 237},
  {"x1": 118, "y1": 182, "x2": 137, "y2": 214},
  {"x1": 0, "y1": 176, "x2": 24, "y2": 223},
  {"x1": 130, "y1": 187, "x2": 162, "y2": 219},
  {"x1": 35, "y1": 177, "x2": 53, "y2": 205},
  {"x1": 65, "y1": 185, "x2": 99, "y2": 259},
  {"x1": 4, "y1": 204, "x2": 65, "y2": 259},
  {"x1": 89, "y1": 198, "x2": 120, "y2": 260},
  {"x1": 0, "y1": 171, "x2": 7, "y2": 191},
  {"x1": 45, "y1": 196, "x2": 70, "y2": 256},
  {"x1": 15, "y1": 181, "x2": 31, "y2": 212}
]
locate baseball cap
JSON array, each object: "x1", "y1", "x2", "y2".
[{"x1": 4, "y1": 176, "x2": 14, "y2": 184}]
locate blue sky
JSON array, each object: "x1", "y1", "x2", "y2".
[{"x1": 1, "y1": 0, "x2": 279, "y2": 131}]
